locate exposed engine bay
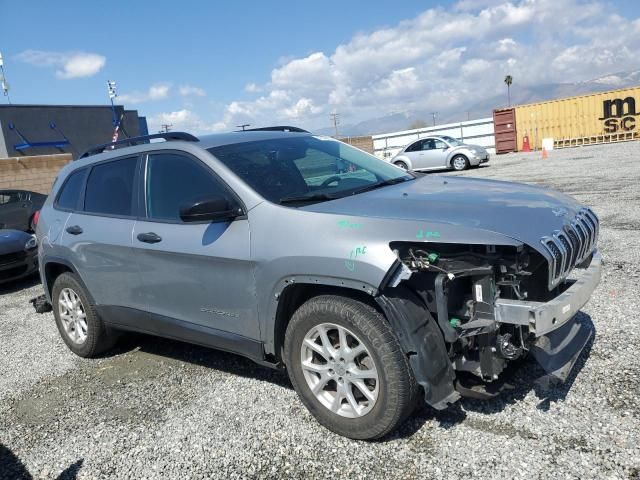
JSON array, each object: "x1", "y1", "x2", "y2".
[{"x1": 379, "y1": 241, "x2": 598, "y2": 404}]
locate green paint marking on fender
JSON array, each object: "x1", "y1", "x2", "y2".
[
  {"x1": 345, "y1": 245, "x2": 367, "y2": 271},
  {"x1": 338, "y1": 219, "x2": 362, "y2": 229},
  {"x1": 416, "y1": 229, "x2": 441, "y2": 239}
]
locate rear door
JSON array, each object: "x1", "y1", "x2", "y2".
[
  {"x1": 131, "y1": 151, "x2": 258, "y2": 339},
  {"x1": 60, "y1": 155, "x2": 141, "y2": 310}
]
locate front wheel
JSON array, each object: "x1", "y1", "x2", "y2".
[
  {"x1": 284, "y1": 295, "x2": 418, "y2": 439},
  {"x1": 451, "y1": 155, "x2": 469, "y2": 171}
]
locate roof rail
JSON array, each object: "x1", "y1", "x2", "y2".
[
  {"x1": 241, "y1": 126, "x2": 309, "y2": 133},
  {"x1": 78, "y1": 132, "x2": 199, "y2": 159}
]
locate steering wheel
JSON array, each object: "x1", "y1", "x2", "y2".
[{"x1": 320, "y1": 175, "x2": 342, "y2": 188}]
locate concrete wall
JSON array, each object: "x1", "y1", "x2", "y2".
[
  {"x1": 371, "y1": 118, "x2": 495, "y2": 159},
  {"x1": 0, "y1": 154, "x2": 72, "y2": 194}
]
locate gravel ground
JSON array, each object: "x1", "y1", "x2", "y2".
[{"x1": 1, "y1": 141, "x2": 639, "y2": 479}]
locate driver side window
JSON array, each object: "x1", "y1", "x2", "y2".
[
  {"x1": 421, "y1": 139, "x2": 436, "y2": 151},
  {"x1": 434, "y1": 139, "x2": 447, "y2": 149},
  {"x1": 145, "y1": 153, "x2": 231, "y2": 222}
]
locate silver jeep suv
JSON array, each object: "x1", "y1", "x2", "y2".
[{"x1": 37, "y1": 128, "x2": 600, "y2": 439}]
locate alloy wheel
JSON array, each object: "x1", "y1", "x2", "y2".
[
  {"x1": 300, "y1": 323, "x2": 379, "y2": 418},
  {"x1": 58, "y1": 288, "x2": 88, "y2": 345}
]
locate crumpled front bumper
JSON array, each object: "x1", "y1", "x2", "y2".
[{"x1": 494, "y1": 251, "x2": 601, "y2": 382}]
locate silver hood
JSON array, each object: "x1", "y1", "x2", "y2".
[{"x1": 303, "y1": 175, "x2": 584, "y2": 253}]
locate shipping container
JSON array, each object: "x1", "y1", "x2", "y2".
[
  {"x1": 493, "y1": 108, "x2": 517, "y2": 154},
  {"x1": 513, "y1": 86, "x2": 640, "y2": 151}
]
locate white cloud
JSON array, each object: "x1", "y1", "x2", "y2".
[
  {"x1": 245, "y1": 82, "x2": 262, "y2": 93},
  {"x1": 119, "y1": 83, "x2": 171, "y2": 104},
  {"x1": 179, "y1": 85, "x2": 206, "y2": 97},
  {"x1": 213, "y1": 0, "x2": 640, "y2": 131},
  {"x1": 147, "y1": 109, "x2": 224, "y2": 134},
  {"x1": 15, "y1": 50, "x2": 106, "y2": 79}
]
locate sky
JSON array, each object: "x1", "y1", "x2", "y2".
[{"x1": 1, "y1": 0, "x2": 639, "y2": 134}]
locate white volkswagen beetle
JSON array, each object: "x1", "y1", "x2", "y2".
[{"x1": 390, "y1": 135, "x2": 490, "y2": 171}]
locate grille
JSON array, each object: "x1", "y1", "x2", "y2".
[
  {"x1": 541, "y1": 207, "x2": 599, "y2": 288},
  {"x1": 0, "y1": 251, "x2": 27, "y2": 267}
]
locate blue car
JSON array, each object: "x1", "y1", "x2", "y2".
[{"x1": 0, "y1": 229, "x2": 38, "y2": 284}]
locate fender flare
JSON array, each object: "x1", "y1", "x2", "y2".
[
  {"x1": 41, "y1": 256, "x2": 95, "y2": 305},
  {"x1": 376, "y1": 284, "x2": 460, "y2": 410}
]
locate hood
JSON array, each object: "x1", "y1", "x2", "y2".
[
  {"x1": 303, "y1": 175, "x2": 583, "y2": 251},
  {"x1": 0, "y1": 229, "x2": 32, "y2": 255}
]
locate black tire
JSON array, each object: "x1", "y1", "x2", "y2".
[
  {"x1": 52, "y1": 272, "x2": 116, "y2": 358},
  {"x1": 394, "y1": 160, "x2": 409, "y2": 170},
  {"x1": 451, "y1": 154, "x2": 469, "y2": 171},
  {"x1": 284, "y1": 295, "x2": 418, "y2": 440}
]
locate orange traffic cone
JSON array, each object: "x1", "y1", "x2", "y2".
[{"x1": 541, "y1": 147, "x2": 548, "y2": 159}]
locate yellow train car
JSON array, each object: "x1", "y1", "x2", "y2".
[{"x1": 513, "y1": 86, "x2": 640, "y2": 151}]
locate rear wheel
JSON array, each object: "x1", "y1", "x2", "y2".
[
  {"x1": 394, "y1": 160, "x2": 409, "y2": 170},
  {"x1": 451, "y1": 155, "x2": 469, "y2": 171},
  {"x1": 284, "y1": 295, "x2": 418, "y2": 439},
  {"x1": 52, "y1": 272, "x2": 115, "y2": 357}
]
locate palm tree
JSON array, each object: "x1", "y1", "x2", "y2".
[{"x1": 504, "y1": 75, "x2": 513, "y2": 107}]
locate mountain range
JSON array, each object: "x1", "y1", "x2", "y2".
[{"x1": 318, "y1": 70, "x2": 640, "y2": 137}]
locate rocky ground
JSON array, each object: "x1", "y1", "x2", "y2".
[{"x1": 1, "y1": 141, "x2": 639, "y2": 479}]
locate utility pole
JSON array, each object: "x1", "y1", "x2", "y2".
[
  {"x1": 0, "y1": 52, "x2": 12, "y2": 104},
  {"x1": 430, "y1": 112, "x2": 437, "y2": 126},
  {"x1": 236, "y1": 124, "x2": 250, "y2": 131},
  {"x1": 330, "y1": 112, "x2": 340, "y2": 137},
  {"x1": 159, "y1": 124, "x2": 173, "y2": 133}
]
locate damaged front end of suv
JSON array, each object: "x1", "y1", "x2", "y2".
[{"x1": 375, "y1": 207, "x2": 601, "y2": 409}]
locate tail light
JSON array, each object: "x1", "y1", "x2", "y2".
[{"x1": 33, "y1": 210, "x2": 40, "y2": 227}]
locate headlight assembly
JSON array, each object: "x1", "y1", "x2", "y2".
[{"x1": 25, "y1": 236, "x2": 38, "y2": 250}]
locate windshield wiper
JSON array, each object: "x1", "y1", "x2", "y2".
[
  {"x1": 348, "y1": 176, "x2": 413, "y2": 196},
  {"x1": 279, "y1": 192, "x2": 339, "y2": 205}
]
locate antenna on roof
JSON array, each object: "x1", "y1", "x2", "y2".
[{"x1": 0, "y1": 52, "x2": 12, "y2": 104}]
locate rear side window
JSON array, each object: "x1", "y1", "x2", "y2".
[
  {"x1": 145, "y1": 153, "x2": 230, "y2": 222},
  {"x1": 56, "y1": 169, "x2": 87, "y2": 210},
  {"x1": 84, "y1": 157, "x2": 137, "y2": 216}
]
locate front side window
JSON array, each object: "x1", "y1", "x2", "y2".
[
  {"x1": 208, "y1": 136, "x2": 413, "y2": 204},
  {"x1": 56, "y1": 169, "x2": 87, "y2": 210},
  {"x1": 434, "y1": 139, "x2": 448, "y2": 149},
  {"x1": 422, "y1": 139, "x2": 436, "y2": 151},
  {"x1": 84, "y1": 157, "x2": 137, "y2": 216},
  {"x1": 145, "y1": 153, "x2": 230, "y2": 222},
  {"x1": 441, "y1": 136, "x2": 463, "y2": 146}
]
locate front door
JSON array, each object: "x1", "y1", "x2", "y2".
[
  {"x1": 419, "y1": 138, "x2": 447, "y2": 169},
  {"x1": 131, "y1": 152, "x2": 258, "y2": 340}
]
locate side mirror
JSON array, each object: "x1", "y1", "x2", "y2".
[{"x1": 179, "y1": 195, "x2": 242, "y2": 223}]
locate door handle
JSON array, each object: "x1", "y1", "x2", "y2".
[
  {"x1": 65, "y1": 225, "x2": 83, "y2": 235},
  {"x1": 137, "y1": 232, "x2": 162, "y2": 244}
]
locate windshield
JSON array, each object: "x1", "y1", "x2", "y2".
[
  {"x1": 441, "y1": 135, "x2": 463, "y2": 146},
  {"x1": 208, "y1": 135, "x2": 413, "y2": 204}
]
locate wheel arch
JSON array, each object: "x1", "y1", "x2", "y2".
[
  {"x1": 42, "y1": 257, "x2": 95, "y2": 304},
  {"x1": 392, "y1": 155, "x2": 412, "y2": 170},
  {"x1": 269, "y1": 278, "x2": 382, "y2": 364}
]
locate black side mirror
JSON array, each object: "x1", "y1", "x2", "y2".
[{"x1": 179, "y1": 195, "x2": 242, "y2": 223}]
